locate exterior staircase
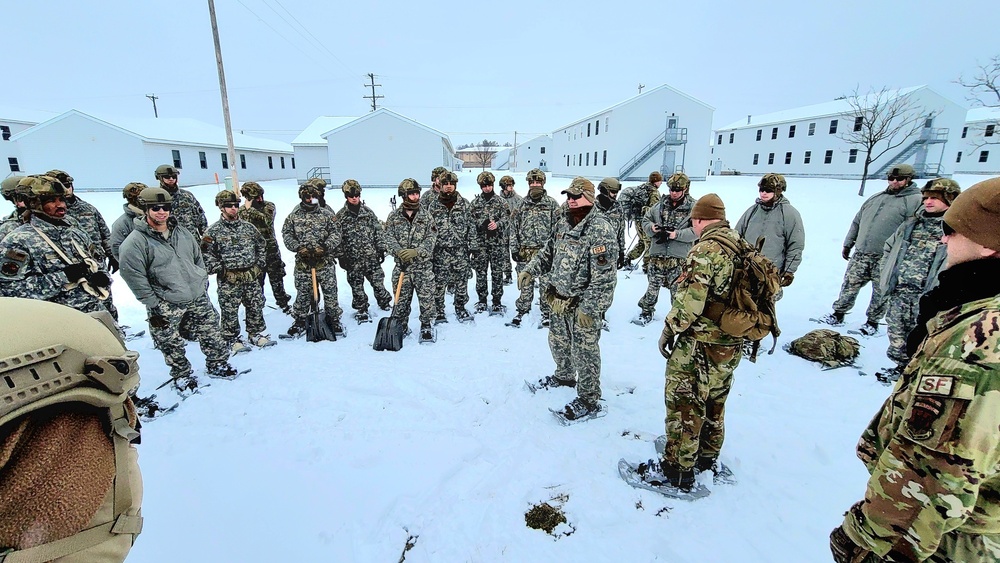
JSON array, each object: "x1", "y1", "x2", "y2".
[
  {"x1": 619, "y1": 128, "x2": 687, "y2": 181},
  {"x1": 873, "y1": 128, "x2": 949, "y2": 177}
]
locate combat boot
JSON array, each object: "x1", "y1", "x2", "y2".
[
  {"x1": 434, "y1": 311, "x2": 448, "y2": 325},
  {"x1": 858, "y1": 320, "x2": 880, "y2": 336},
  {"x1": 540, "y1": 311, "x2": 551, "y2": 328},
  {"x1": 419, "y1": 322, "x2": 435, "y2": 343},
  {"x1": 133, "y1": 394, "x2": 164, "y2": 420},
  {"x1": 817, "y1": 311, "x2": 845, "y2": 326},
  {"x1": 286, "y1": 317, "x2": 307, "y2": 337},
  {"x1": 473, "y1": 301, "x2": 488, "y2": 314},
  {"x1": 230, "y1": 338, "x2": 250, "y2": 355},
  {"x1": 250, "y1": 334, "x2": 276, "y2": 348},
  {"x1": 695, "y1": 456, "x2": 719, "y2": 475},
  {"x1": 207, "y1": 362, "x2": 239, "y2": 379},
  {"x1": 561, "y1": 397, "x2": 602, "y2": 420},
  {"x1": 455, "y1": 308, "x2": 473, "y2": 323},
  {"x1": 509, "y1": 312, "x2": 525, "y2": 327},
  {"x1": 534, "y1": 375, "x2": 576, "y2": 391}
]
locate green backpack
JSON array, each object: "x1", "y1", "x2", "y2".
[{"x1": 786, "y1": 329, "x2": 860, "y2": 368}]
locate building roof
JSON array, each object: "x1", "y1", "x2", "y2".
[
  {"x1": 966, "y1": 106, "x2": 1000, "y2": 123},
  {"x1": 291, "y1": 116, "x2": 357, "y2": 145},
  {"x1": 0, "y1": 105, "x2": 59, "y2": 125},
  {"x1": 12, "y1": 110, "x2": 292, "y2": 152},
  {"x1": 554, "y1": 83, "x2": 714, "y2": 131},
  {"x1": 718, "y1": 86, "x2": 926, "y2": 130},
  {"x1": 322, "y1": 108, "x2": 454, "y2": 154}
]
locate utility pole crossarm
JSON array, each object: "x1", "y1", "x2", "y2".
[
  {"x1": 146, "y1": 93, "x2": 159, "y2": 118},
  {"x1": 363, "y1": 73, "x2": 384, "y2": 112}
]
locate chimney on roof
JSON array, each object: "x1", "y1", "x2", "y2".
[{"x1": 747, "y1": 115, "x2": 751, "y2": 125}]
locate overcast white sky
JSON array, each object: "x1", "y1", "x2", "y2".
[{"x1": 5, "y1": 0, "x2": 998, "y2": 147}]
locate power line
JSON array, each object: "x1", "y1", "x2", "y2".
[
  {"x1": 271, "y1": 0, "x2": 358, "y2": 78},
  {"x1": 233, "y1": 0, "x2": 346, "y2": 79}
]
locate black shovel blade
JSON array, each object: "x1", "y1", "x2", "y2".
[
  {"x1": 306, "y1": 310, "x2": 338, "y2": 342},
  {"x1": 373, "y1": 316, "x2": 404, "y2": 351}
]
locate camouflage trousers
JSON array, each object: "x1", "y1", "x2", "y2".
[
  {"x1": 637, "y1": 256, "x2": 684, "y2": 314},
  {"x1": 148, "y1": 294, "x2": 230, "y2": 378},
  {"x1": 663, "y1": 335, "x2": 741, "y2": 470},
  {"x1": 501, "y1": 233, "x2": 512, "y2": 280},
  {"x1": 832, "y1": 252, "x2": 887, "y2": 322},
  {"x1": 291, "y1": 263, "x2": 342, "y2": 322},
  {"x1": 626, "y1": 229, "x2": 650, "y2": 266},
  {"x1": 885, "y1": 287, "x2": 922, "y2": 367},
  {"x1": 851, "y1": 532, "x2": 1000, "y2": 563},
  {"x1": 259, "y1": 248, "x2": 291, "y2": 308},
  {"x1": 472, "y1": 243, "x2": 506, "y2": 304},
  {"x1": 346, "y1": 261, "x2": 392, "y2": 313},
  {"x1": 433, "y1": 246, "x2": 471, "y2": 312},
  {"x1": 514, "y1": 250, "x2": 551, "y2": 316},
  {"x1": 102, "y1": 292, "x2": 120, "y2": 320},
  {"x1": 218, "y1": 277, "x2": 266, "y2": 342},
  {"x1": 548, "y1": 302, "x2": 603, "y2": 405},
  {"x1": 390, "y1": 264, "x2": 436, "y2": 327}
]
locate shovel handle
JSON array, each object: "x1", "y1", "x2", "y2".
[
  {"x1": 311, "y1": 268, "x2": 319, "y2": 302},
  {"x1": 393, "y1": 271, "x2": 404, "y2": 302}
]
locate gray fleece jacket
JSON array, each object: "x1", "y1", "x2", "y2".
[
  {"x1": 734, "y1": 196, "x2": 806, "y2": 274},
  {"x1": 118, "y1": 216, "x2": 209, "y2": 309},
  {"x1": 843, "y1": 182, "x2": 922, "y2": 254}
]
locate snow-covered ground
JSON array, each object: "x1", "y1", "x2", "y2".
[{"x1": 62, "y1": 171, "x2": 987, "y2": 562}]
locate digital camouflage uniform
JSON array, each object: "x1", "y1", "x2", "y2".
[
  {"x1": 0, "y1": 210, "x2": 27, "y2": 241},
  {"x1": 469, "y1": 191, "x2": 510, "y2": 306},
  {"x1": 596, "y1": 196, "x2": 626, "y2": 266},
  {"x1": 509, "y1": 192, "x2": 559, "y2": 315},
  {"x1": 382, "y1": 204, "x2": 437, "y2": 329},
  {"x1": 660, "y1": 221, "x2": 744, "y2": 471},
  {"x1": 499, "y1": 186, "x2": 523, "y2": 282},
  {"x1": 427, "y1": 194, "x2": 478, "y2": 315},
  {"x1": 204, "y1": 214, "x2": 268, "y2": 343},
  {"x1": 623, "y1": 182, "x2": 661, "y2": 265},
  {"x1": 281, "y1": 203, "x2": 343, "y2": 324},
  {"x1": 239, "y1": 197, "x2": 292, "y2": 309},
  {"x1": 336, "y1": 200, "x2": 392, "y2": 314},
  {"x1": 63, "y1": 193, "x2": 119, "y2": 319},
  {"x1": 639, "y1": 193, "x2": 696, "y2": 315},
  {"x1": 525, "y1": 206, "x2": 617, "y2": 405},
  {"x1": 162, "y1": 183, "x2": 209, "y2": 240}
]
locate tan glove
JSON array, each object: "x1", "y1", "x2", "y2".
[
  {"x1": 517, "y1": 271, "x2": 533, "y2": 290},
  {"x1": 397, "y1": 248, "x2": 418, "y2": 263},
  {"x1": 576, "y1": 309, "x2": 595, "y2": 329},
  {"x1": 658, "y1": 326, "x2": 676, "y2": 360},
  {"x1": 551, "y1": 296, "x2": 572, "y2": 316}
]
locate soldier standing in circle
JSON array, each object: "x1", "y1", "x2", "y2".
[
  {"x1": 118, "y1": 187, "x2": 238, "y2": 393},
  {"x1": 238, "y1": 181, "x2": 293, "y2": 314},
  {"x1": 733, "y1": 173, "x2": 805, "y2": 302},
  {"x1": 469, "y1": 171, "x2": 510, "y2": 314},
  {"x1": 0, "y1": 175, "x2": 28, "y2": 240},
  {"x1": 636, "y1": 193, "x2": 744, "y2": 492},
  {"x1": 595, "y1": 177, "x2": 626, "y2": 268},
  {"x1": 508, "y1": 168, "x2": 559, "y2": 327},
  {"x1": 282, "y1": 182, "x2": 344, "y2": 337},
  {"x1": 383, "y1": 178, "x2": 437, "y2": 341},
  {"x1": 623, "y1": 171, "x2": 664, "y2": 271},
  {"x1": 519, "y1": 177, "x2": 617, "y2": 419},
  {"x1": 427, "y1": 170, "x2": 476, "y2": 323},
  {"x1": 154, "y1": 164, "x2": 208, "y2": 239},
  {"x1": 336, "y1": 179, "x2": 392, "y2": 323},
  {"x1": 204, "y1": 189, "x2": 273, "y2": 354},
  {"x1": 421, "y1": 166, "x2": 448, "y2": 210},
  {"x1": 635, "y1": 172, "x2": 697, "y2": 325},
  {"x1": 498, "y1": 175, "x2": 521, "y2": 285},
  {"x1": 830, "y1": 177, "x2": 1000, "y2": 563},
  {"x1": 875, "y1": 178, "x2": 960, "y2": 383},
  {"x1": 818, "y1": 163, "x2": 921, "y2": 333},
  {"x1": 109, "y1": 182, "x2": 148, "y2": 264}
]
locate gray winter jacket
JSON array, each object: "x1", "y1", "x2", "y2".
[
  {"x1": 879, "y1": 210, "x2": 947, "y2": 296},
  {"x1": 641, "y1": 194, "x2": 697, "y2": 259},
  {"x1": 110, "y1": 203, "x2": 143, "y2": 262},
  {"x1": 119, "y1": 216, "x2": 209, "y2": 309},
  {"x1": 734, "y1": 196, "x2": 806, "y2": 274},
  {"x1": 843, "y1": 183, "x2": 922, "y2": 254}
]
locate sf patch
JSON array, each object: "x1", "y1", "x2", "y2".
[
  {"x1": 1, "y1": 260, "x2": 20, "y2": 277},
  {"x1": 592, "y1": 245, "x2": 610, "y2": 268},
  {"x1": 917, "y1": 375, "x2": 955, "y2": 396},
  {"x1": 1, "y1": 249, "x2": 27, "y2": 278}
]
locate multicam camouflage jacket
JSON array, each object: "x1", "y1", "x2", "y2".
[
  {"x1": 382, "y1": 207, "x2": 436, "y2": 267},
  {"x1": 642, "y1": 194, "x2": 697, "y2": 259},
  {"x1": 663, "y1": 221, "x2": 741, "y2": 346},
  {"x1": 427, "y1": 195, "x2": 479, "y2": 251},
  {"x1": 281, "y1": 204, "x2": 341, "y2": 270},
  {"x1": 335, "y1": 202, "x2": 387, "y2": 265},
  {"x1": 524, "y1": 206, "x2": 617, "y2": 318},
  {"x1": 238, "y1": 199, "x2": 280, "y2": 253},
  {"x1": 203, "y1": 216, "x2": 266, "y2": 276},
  {"x1": 879, "y1": 210, "x2": 946, "y2": 296},
  {"x1": 165, "y1": 187, "x2": 209, "y2": 239},
  {"x1": 508, "y1": 193, "x2": 559, "y2": 258},
  {"x1": 468, "y1": 194, "x2": 510, "y2": 248},
  {"x1": 65, "y1": 195, "x2": 112, "y2": 261},
  {"x1": 843, "y1": 292, "x2": 1000, "y2": 561}
]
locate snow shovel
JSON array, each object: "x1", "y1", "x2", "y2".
[
  {"x1": 306, "y1": 267, "x2": 337, "y2": 342},
  {"x1": 373, "y1": 271, "x2": 406, "y2": 351}
]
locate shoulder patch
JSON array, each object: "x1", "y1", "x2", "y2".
[
  {"x1": 916, "y1": 375, "x2": 955, "y2": 396},
  {"x1": 1, "y1": 260, "x2": 21, "y2": 277},
  {"x1": 6, "y1": 249, "x2": 27, "y2": 261},
  {"x1": 592, "y1": 245, "x2": 607, "y2": 254}
]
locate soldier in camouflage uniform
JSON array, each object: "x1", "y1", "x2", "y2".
[
  {"x1": 520, "y1": 178, "x2": 617, "y2": 420},
  {"x1": 382, "y1": 179, "x2": 437, "y2": 340},
  {"x1": 427, "y1": 170, "x2": 476, "y2": 323},
  {"x1": 421, "y1": 166, "x2": 448, "y2": 210},
  {"x1": 875, "y1": 178, "x2": 959, "y2": 382},
  {"x1": 469, "y1": 171, "x2": 510, "y2": 313},
  {"x1": 595, "y1": 177, "x2": 626, "y2": 269},
  {"x1": 204, "y1": 190, "x2": 272, "y2": 353},
  {"x1": 508, "y1": 168, "x2": 559, "y2": 327},
  {"x1": 155, "y1": 164, "x2": 208, "y2": 239},
  {"x1": 636, "y1": 193, "x2": 744, "y2": 492},
  {"x1": 622, "y1": 171, "x2": 664, "y2": 270},
  {"x1": 238, "y1": 181, "x2": 293, "y2": 313},
  {"x1": 819, "y1": 164, "x2": 922, "y2": 333},
  {"x1": 831, "y1": 176, "x2": 1000, "y2": 563},
  {"x1": 0, "y1": 175, "x2": 112, "y2": 315},
  {"x1": 0, "y1": 175, "x2": 28, "y2": 240},
  {"x1": 498, "y1": 175, "x2": 521, "y2": 285},
  {"x1": 335, "y1": 179, "x2": 392, "y2": 323},
  {"x1": 119, "y1": 187, "x2": 238, "y2": 393},
  {"x1": 281, "y1": 182, "x2": 344, "y2": 337},
  {"x1": 636, "y1": 172, "x2": 697, "y2": 324},
  {"x1": 110, "y1": 182, "x2": 147, "y2": 263}
]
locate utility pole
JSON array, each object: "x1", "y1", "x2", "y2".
[
  {"x1": 363, "y1": 73, "x2": 384, "y2": 112},
  {"x1": 146, "y1": 93, "x2": 159, "y2": 118},
  {"x1": 207, "y1": 0, "x2": 239, "y2": 189},
  {"x1": 512, "y1": 131, "x2": 517, "y2": 172},
  {"x1": 638, "y1": 83, "x2": 645, "y2": 95}
]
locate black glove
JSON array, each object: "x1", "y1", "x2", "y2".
[
  {"x1": 148, "y1": 305, "x2": 169, "y2": 329},
  {"x1": 339, "y1": 255, "x2": 353, "y2": 270},
  {"x1": 511, "y1": 249, "x2": 519, "y2": 263},
  {"x1": 86, "y1": 271, "x2": 112, "y2": 289},
  {"x1": 617, "y1": 251, "x2": 626, "y2": 269},
  {"x1": 470, "y1": 249, "x2": 480, "y2": 261},
  {"x1": 652, "y1": 230, "x2": 670, "y2": 244},
  {"x1": 780, "y1": 272, "x2": 794, "y2": 287},
  {"x1": 64, "y1": 262, "x2": 89, "y2": 281},
  {"x1": 107, "y1": 256, "x2": 119, "y2": 274},
  {"x1": 829, "y1": 525, "x2": 869, "y2": 563},
  {"x1": 377, "y1": 249, "x2": 385, "y2": 264},
  {"x1": 842, "y1": 246, "x2": 852, "y2": 261}
]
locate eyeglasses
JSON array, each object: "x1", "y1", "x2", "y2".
[
  {"x1": 669, "y1": 186, "x2": 686, "y2": 193},
  {"x1": 346, "y1": 192, "x2": 361, "y2": 198},
  {"x1": 161, "y1": 175, "x2": 178, "y2": 180},
  {"x1": 887, "y1": 175, "x2": 903, "y2": 182},
  {"x1": 942, "y1": 221, "x2": 955, "y2": 237},
  {"x1": 221, "y1": 202, "x2": 239, "y2": 208},
  {"x1": 148, "y1": 204, "x2": 171, "y2": 212},
  {"x1": 566, "y1": 192, "x2": 584, "y2": 200},
  {"x1": 405, "y1": 189, "x2": 421, "y2": 196},
  {"x1": 758, "y1": 186, "x2": 775, "y2": 193}
]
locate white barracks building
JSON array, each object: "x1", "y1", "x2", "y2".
[{"x1": 955, "y1": 106, "x2": 1000, "y2": 175}]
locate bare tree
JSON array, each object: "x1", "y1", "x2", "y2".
[
  {"x1": 470, "y1": 139, "x2": 499, "y2": 171},
  {"x1": 957, "y1": 54, "x2": 1000, "y2": 148},
  {"x1": 838, "y1": 86, "x2": 927, "y2": 196}
]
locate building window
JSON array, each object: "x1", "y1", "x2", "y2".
[
  {"x1": 567, "y1": 155, "x2": 571, "y2": 166},
  {"x1": 221, "y1": 153, "x2": 229, "y2": 169},
  {"x1": 829, "y1": 120, "x2": 838, "y2": 134},
  {"x1": 771, "y1": 127, "x2": 778, "y2": 140},
  {"x1": 987, "y1": 124, "x2": 996, "y2": 137},
  {"x1": 729, "y1": 133, "x2": 734, "y2": 144},
  {"x1": 784, "y1": 152, "x2": 792, "y2": 165},
  {"x1": 924, "y1": 117, "x2": 934, "y2": 128},
  {"x1": 602, "y1": 150, "x2": 607, "y2": 165},
  {"x1": 7, "y1": 157, "x2": 20, "y2": 172},
  {"x1": 586, "y1": 152, "x2": 590, "y2": 166},
  {"x1": 199, "y1": 151, "x2": 208, "y2": 169},
  {"x1": 848, "y1": 149, "x2": 858, "y2": 163},
  {"x1": 579, "y1": 153, "x2": 582, "y2": 166},
  {"x1": 956, "y1": 151, "x2": 962, "y2": 163},
  {"x1": 0, "y1": 126, "x2": 10, "y2": 141},
  {"x1": 587, "y1": 123, "x2": 591, "y2": 137},
  {"x1": 788, "y1": 125, "x2": 796, "y2": 138},
  {"x1": 808, "y1": 123, "x2": 816, "y2": 136},
  {"x1": 268, "y1": 156, "x2": 273, "y2": 169},
  {"x1": 804, "y1": 151, "x2": 811, "y2": 164},
  {"x1": 717, "y1": 134, "x2": 723, "y2": 145},
  {"x1": 279, "y1": 156, "x2": 285, "y2": 169},
  {"x1": 756, "y1": 129, "x2": 762, "y2": 141},
  {"x1": 595, "y1": 120, "x2": 600, "y2": 136},
  {"x1": 593, "y1": 151, "x2": 597, "y2": 166},
  {"x1": 171, "y1": 150, "x2": 182, "y2": 169},
  {"x1": 980, "y1": 150, "x2": 990, "y2": 163},
  {"x1": 753, "y1": 153, "x2": 759, "y2": 165},
  {"x1": 291, "y1": 157, "x2": 295, "y2": 169},
  {"x1": 962, "y1": 126, "x2": 968, "y2": 138},
  {"x1": 824, "y1": 150, "x2": 833, "y2": 164},
  {"x1": 240, "y1": 154, "x2": 247, "y2": 169},
  {"x1": 540, "y1": 146, "x2": 546, "y2": 154},
  {"x1": 854, "y1": 116, "x2": 863, "y2": 132},
  {"x1": 767, "y1": 153, "x2": 775, "y2": 165}
]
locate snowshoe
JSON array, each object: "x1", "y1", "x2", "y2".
[
  {"x1": 455, "y1": 308, "x2": 474, "y2": 324},
  {"x1": 133, "y1": 394, "x2": 177, "y2": 421},
  {"x1": 653, "y1": 434, "x2": 737, "y2": 486},
  {"x1": 489, "y1": 303, "x2": 507, "y2": 316},
  {"x1": 231, "y1": 338, "x2": 251, "y2": 356},
  {"x1": 434, "y1": 312, "x2": 448, "y2": 325},
  {"x1": 550, "y1": 397, "x2": 607, "y2": 425},
  {"x1": 325, "y1": 316, "x2": 347, "y2": 338},
  {"x1": 250, "y1": 334, "x2": 276, "y2": 348},
  {"x1": 159, "y1": 373, "x2": 200, "y2": 398},
  {"x1": 631, "y1": 311, "x2": 653, "y2": 326},
  {"x1": 811, "y1": 312, "x2": 845, "y2": 326},
  {"x1": 875, "y1": 366, "x2": 904, "y2": 385},
  {"x1": 473, "y1": 301, "x2": 488, "y2": 314},
  {"x1": 849, "y1": 321, "x2": 881, "y2": 337},
  {"x1": 506, "y1": 312, "x2": 525, "y2": 328},
  {"x1": 524, "y1": 375, "x2": 576, "y2": 394},
  {"x1": 206, "y1": 363, "x2": 247, "y2": 380},
  {"x1": 122, "y1": 326, "x2": 146, "y2": 341},
  {"x1": 354, "y1": 311, "x2": 372, "y2": 324},
  {"x1": 419, "y1": 323, "x2": 437, "y2": 344},
  {"x1": 281, "y1": 318, "x2": 307, "y2": 339},
  {"x1": 619, "y1": 458, "x2": 710, "y2": 500}
]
